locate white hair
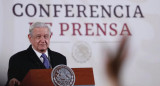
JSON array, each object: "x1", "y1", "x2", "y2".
[{"x1": 29, "y1": 22, "x2": 51, "y2": 36}]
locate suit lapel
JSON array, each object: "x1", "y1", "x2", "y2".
[
  {"x1": 48, "y1": 48, "x2": 57, "y2": 68},
  {"x1": 27, "y1": 45, "x2": 46, "y2": 69}
]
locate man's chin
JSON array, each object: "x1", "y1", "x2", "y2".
[
  {"x1": 40, "y1": 50, "x2": 45, "y2": 53},
  {"x1": 38, "y1": 48, "x2": 47, "y2": 53}
]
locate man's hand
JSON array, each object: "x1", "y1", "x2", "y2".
[{"x1": 8, "y1": 78, "x2": 20, "y2": 86}]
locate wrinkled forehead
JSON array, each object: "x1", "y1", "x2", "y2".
[{"x1": 32, "y1": 28, "x2": 50, "y2": 35}]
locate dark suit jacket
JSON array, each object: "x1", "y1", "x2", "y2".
[{"x1": 6, "y1": 45, "x2": 67, "y2": 85}]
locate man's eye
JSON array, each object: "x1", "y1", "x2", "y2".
[
  {"x1": 36, "y1": 36, "x2": 41, "y2": 39},
  {"x1": 44, "y1": 35, "x2": 49, "y2": 39}
]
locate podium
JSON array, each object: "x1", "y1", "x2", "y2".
[{"x1": 21, "y1": 68, "x2": 95, "y2": 86}]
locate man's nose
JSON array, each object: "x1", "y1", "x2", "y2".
[{"x1": 40, "y1": 36, "x2": 46, "y2": 42}]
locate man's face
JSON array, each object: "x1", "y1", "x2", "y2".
[{"x1": 28, "y1": 28, "x2": 52, "y2": 53}]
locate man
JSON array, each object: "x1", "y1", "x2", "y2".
[{"x1": 6, "y1": 22, "x2": 67, "y2": 86}]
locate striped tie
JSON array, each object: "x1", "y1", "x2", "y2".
[{"x1": 41, "y1": 53, "x2": 50, "y2": 69}]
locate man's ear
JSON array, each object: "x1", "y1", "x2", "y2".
[
  {"x1": 50, "y1": 32, "x2": 53, "y2": 38},
  {"x1": 28, "y1": 34, "x2": 32, "y2": 42}
]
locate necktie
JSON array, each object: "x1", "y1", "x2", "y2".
[{"x1": 41, "y1": 53, "x2": 50, "y2": 69}]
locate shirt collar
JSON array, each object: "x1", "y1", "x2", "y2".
[{"x1": 32, "y1": 46, "x2": 49, "y2": 58}]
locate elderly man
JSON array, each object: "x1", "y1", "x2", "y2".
[{"x1": 6, "y1": 22, "x2": 67, "y2": 86}]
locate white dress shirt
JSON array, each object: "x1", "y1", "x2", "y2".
[{"x1": 32, "y1": 46, "x2": 49, "y2": 63}]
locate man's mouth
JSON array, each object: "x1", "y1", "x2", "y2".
[{"x1": 39, "y1": 44, "x2": 46, "y2": 46}]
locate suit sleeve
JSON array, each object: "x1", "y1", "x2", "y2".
[{"x1": 6, "y1": 56, "x2": 20, "y2": 85}]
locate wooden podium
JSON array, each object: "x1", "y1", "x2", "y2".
[{"x1": 21, "y1": 68, "x2": 95, "y2": 86}]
